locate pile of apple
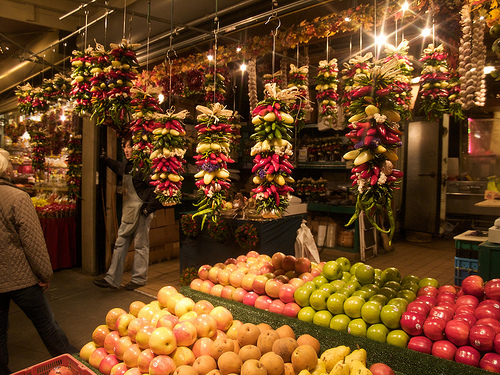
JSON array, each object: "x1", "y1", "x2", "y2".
[
  {"x1": 190, "y1": 251, "x2": 322, "y2": 318},
  {"x1": 403, "y1": 275, "x2": 500, "y2": 372},
  {"x1": 79, "y1": 284, "x2": 395, "y2": 375}
]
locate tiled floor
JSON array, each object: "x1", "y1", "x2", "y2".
[{"x1": 7, "y1": 236, "x2": 456, "y2": 373}]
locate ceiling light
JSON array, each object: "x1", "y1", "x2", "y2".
[
  {"x1": 158, "y1": 93, "x2": 165, "y2": 104},
  {"x1": 421, "y1": 28, "x2": 431, "y2": 37},
  {"x1": 484, "y1": 66, "x2": 495, "y2": 74},
  {"x1": 236, "y1": 46, "x2": 242, "y2": 52},
  {"x1": 345, "y1": 17, "x2": 351, "y2": 22},
  {"x1": 401, "y1": 2, "x2": 409, "y2": 11},
  {"x1": 375, "y1": 34, "x2": 387, "y2": 46},
  {"x1": 60, "y1": 114, "x2": 67, "y2": 122},
  {"x1": 240, "y1": 63, "x2": 247, "y2": 72}
]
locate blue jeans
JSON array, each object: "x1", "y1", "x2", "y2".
[
  {"x1": 104, "y1": 213, "x2": 153, "y2": 287},
  {"x1": 0, "y1": 284, "x2": 76, "y2": 375}
]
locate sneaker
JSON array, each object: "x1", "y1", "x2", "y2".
[
  {"x1": 124, "y1": 281, "x2": 143, "y2": 291},
  {"x1": 93, "y1": 277, "x2": 117, "y2": 289}
]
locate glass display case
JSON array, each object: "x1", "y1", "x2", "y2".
[{"x1": 465, "y1": 118, "x2": 500, "y2": 179}]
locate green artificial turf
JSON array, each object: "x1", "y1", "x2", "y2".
[{"x1": 181, "y1": 287, "x2": 493, "y2": 375}]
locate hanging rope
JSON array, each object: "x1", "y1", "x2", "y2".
[
  {"x1": 104, "y1": 1, "x2": 109, "y2": 46},
  {"x1": 146, "y1": 0, "x2": 151, "y2": 71},
  {"x1": 265, "y1": 2, "x2": 280, "y2": 76},
  {"x1": 166, "y1": 0, "x2": 177, "y2": 108},
  {"x1": 122, "y1": 0, "x2": 127, "y2": 40},
  {"x1": 213, "y1": 0, "x2": 219, "y2": 104},
  {"x1": 84, "y1": 10, "x2": 89, "y2": 48},
  {"x1": 326, "y1": 34, "x2": 329, "y2": 61}
]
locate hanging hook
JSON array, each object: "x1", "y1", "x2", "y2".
[
  {"x1": 265, "y1": 13, "x2": 281, "y2": 37},
  {"x1": 165, "y1": 48, "x2": 177, "y2": 65}
]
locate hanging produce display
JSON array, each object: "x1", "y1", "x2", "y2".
[
  {"x1": 287, "y1": 64, "x2": 309, "y2": 129},
  {"x1": 418, "y1": 44, "x2": 463, "y2": 122},
  {"x1": 89, "y1": 43, "x2": 111, "y2": 124},
  {"x1": 129, "y1": 86, "x2": 163, "y2": 174},
  {"x1": 42, "y1": 73, "x2": 72, "y2": 105},
  {"x1": 192, "y1": 103, "x2": 235, "y2": 227},
  {"x1": 204, "y1": 66, "x2": 230, "y2": 104},
  {"x1": 342, "y1": 46, "x2": 412, "y2": 243},
  {"x1": 15, "y1": 84, "x2": 48, "y2": 116},
  {"x1": 149, "y1": 110, "x2": 189, "y2": 207},
  {"x1": 29, "y1": 130, "x2": 47, "y2": 174},
  {"x1": 315, "y1": 58, "x2": 340, "y2": 129},
  {"x1": 458, "y1": 5, "x2": 486, "y2": 109},
  {"x1": 247, "y1": 59, "x2": 258, "y2": 114},
  {"x1": 69, "y1": 47, "x2": 94, "y2": 115},
  {"x1": 66, "y1": 134, "x2": 82, "y2": 201},
  {"x1": 250, "y1": 83, "x2": 298, "y2": 217}
]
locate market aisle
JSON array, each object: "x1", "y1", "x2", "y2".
[{"x1": 8, "y1": 237, "x2": 455, "y2": 373}]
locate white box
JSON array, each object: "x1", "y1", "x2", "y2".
[
  {"x1": 284, "y1": 203, "x2": 307, "y2": 216},
  {"x1": 489, "y1": 226, "x2": 500, "y2": 244}
]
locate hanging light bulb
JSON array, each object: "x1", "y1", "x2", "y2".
[
  {"x1": 375, "y1": 34, "x2": 387, "y2": 46},
  {"x1": 158, "y1": 93, "x2": 165, "y2": 104},
  {"x1": 421, "y1": 28, "x2": 431, "y2": 37},
  {"x1": 60, "y1": 114, "x2": 67, "y2": 122},
  {"x1": 236, "y1": 46, "x2": 242, "y2": 52},
  {"x1": 401, "y1": 2, "x2": 409, "y2": 11},
  {"x1": 345, "y1": 17, "x2": 351, "y2": 22},
  {"x1": 240, "y1": 63, "x2": 247, "y2": 72},
  {"x1": 207, "y1": 49, "x2": 214, "y2": 61}
]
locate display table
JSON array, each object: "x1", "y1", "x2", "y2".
[
  {"x1": 179, "y1": 214, "x2": 305, "y2": 272},
  {"x1": 39, "y1": 216, "x2": 77, "y2": 270}
]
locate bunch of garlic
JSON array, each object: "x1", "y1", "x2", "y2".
[{"x1": 247, "y1": 59, "x2": 258, "y2": 114}]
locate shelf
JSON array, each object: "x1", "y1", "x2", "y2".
[
  {"x1": 296, "y1": 161, "x2": 351, "y2": 170},
  {"x1": 307, "y1": 202, "x2": 356, "y2": 215}
]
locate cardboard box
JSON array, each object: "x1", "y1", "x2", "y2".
[
  {"x1": 149, "y1": 227, "x2": 165, "y2": 247},
  {"x1": 155, "y1": 208, "x2": 176, "y2": 227}
]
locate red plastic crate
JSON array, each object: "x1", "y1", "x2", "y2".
[{"x1": 12, "y1": 354, "x2": 96, "y2": 375}]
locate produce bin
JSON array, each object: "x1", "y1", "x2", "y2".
[
  {"x1": 453, "y1": 230, "x2": 487, "y2": 259},
  {"x1": 12, "y1": 354, "x2": 95, "y2": 375},
  {"x1": 454, "y1": 256, "x2": 479, "y2": 286},
  {"x1": 479, "y1": 240, "x2": 500, "y2": 281}
]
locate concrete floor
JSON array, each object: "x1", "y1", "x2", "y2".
[{"x1": 7, "y1": 236, "x2": 457, "y2": 373}]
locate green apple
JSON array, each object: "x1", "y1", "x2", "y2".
[
  {"x1": 343, "y1": 296, "x2": 365, "y2": 319},
  {"x1": 360, "y1": 284, "x2": 379, "y2": 297},
  {"x1": 401, "y1": 282, "x2": 419, "y2": 294},
  {"x1": 351, "y1": 290, "x2": 370, "y2": 300},
  {"x1": 380, "y1": 304, "x2": 403, "y2": 329},
  {"x1": 341, "y1": 272, "x2": 352, "y2": 283},
  {"x1": 298, "y1": 306, "x2": 316, "y2": 323},
  {"x1": 329, "y1": 314, "x2": 351, "y2": 331},
  {"x1": 402, "y1": 274, "x2": 420, "y2": 285},
  {"x1": 313, "y1": 310, "x2": 333, "y2": 327},
  {"x1": 374, "y1": 268, "x2": 382, "y2": 279},
  {"x1": 355, "y1": 264, "x2": 375, "y2": 285},
  {"x1": 383, "y1": 281, "x2": 402, "y2": 292},
  {"x1": 335, "y1": 257, "x2": 351, "y2": 272},
  {"x1": 350, "y1": 262, "x2": 365, "y2": 276},
  {"x1": 337, "y1": 287, "x2": 354, "y2": 298},
  {"x1": 386, "y1": 329, "x2": 410, "y2": 348},
  {"x1": 322, "y1": 260, "x2": 342, "y2": 281},
  {"x1": 367, "y1": 323, "x2": 389, "y2": 343},
  {"x1": 361, "y1": 300, "x2": 382, "y2": 324},
  {"x1": 327, "y1": 293, "x2": 347, "y2": 315},
  {"x1": 345, "y1": 279, "x2": 361, "y2": 292},
  {"x1": 369, "y1": 294, "x2": 389, "y2": 305},
  {"x1": 303, "y1": 281, "x2": 317, "y2": 290},
  {"x1": 309, "y1": 289, "x2": 331, "y2": 311},
  {"x1": 313, "y1": 275, "x2": 329, "y2": 288},
  {"x1": 330, "y1": 280, "x2": 346, "y2": 290},
  {"x1": 294, "y1": 286, "x2": 314, "y2": 307},
  {"x1": 418, "y1": 277, "x2": 439, "y2": 288},
  {"x1": 347, "y1": 318, "x2": 367, "y2": 337},
  {"x1": 320, "y1": 283, "x2": 336, "y2": 294},
  {"x1": 396, "y1": 289, "x2": 417, "y2": 302},
  {"x1": 387, "y1": 297, "x2": 408, "y2": 311},
  {"x1": 378, "y1": 287, "x2": 397, "y2": 300},
  {"x1": 380, "y1": 267, "x2": 401, "y2": 284}
]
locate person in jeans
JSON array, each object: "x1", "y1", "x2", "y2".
[
  {"x1": 94, "y1": 135, "x2": 161, "y2": 290},
  {"x1": 0, "y1": 148, "x2": 76, "y2": 375}
]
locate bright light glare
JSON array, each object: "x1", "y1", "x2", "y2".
[
  {"x1": 207, "y1": 54, "x2": 214, "y2": 61},
  {"x1": 484, "y1": 66, "x2": 495, "y2": 74},
  {"x1": 158, "y1": 93, "x2": 165, "y2": 104},
  {"x1": 411, "y1": 76, "x2": 420, "y2": 83},
  {"x1": 240, "y1": 63, "x2": 247, "y2": 72},
  {"x1": 421, "y1": 28, "x2": 431, "y2": 37},
  {"x1": 345, "y1": 17, "x2": 351, "y2": 22},
  {"x1": 60, "y1": 114, "x2": 67, "y2": 122},
  {"x1": 236, "y1": 46, "x2": 242, "y2": 52},
  {"x1": 375, "y1": 34, "x2": 387, "y2": 46},
  {"x1": 401, "y1": 2, "x2": 409, "y2": 11}
]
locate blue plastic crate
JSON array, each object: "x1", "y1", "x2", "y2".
[{"x1": 454, "y1": 257, "x2": 479, "y2": 286}]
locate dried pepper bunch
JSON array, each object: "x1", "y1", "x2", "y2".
[
  {"x1": 250, "y1": 83, "x2": 298, "y2": 217},
  {"x1": 180, "y1": 214, "x2": 200, "y2": 238},
  {"x1": 192, "y1": 103, "x2": 235, "y2": 227},
  {"x1": 342, "y1": 49, "x2": 411, "y2": 243},
  {"x1": 149, "y1": 110, "x2": 188, "y2": 207},
  {"x1": 29, "y1": 130, "x2": 47, "y2": 172},
  {"x1": 204, "y1": 66, "x2": 230, "y2": 105},
  {"x1": 418, "y1": 44, "x2": 463, "y2": 121},
  {"x1": 69, "y1": 47, "x2": 94, "y2": 115},
  {"x1": 287, "y1": 64, "x2": 309, "y2": 129},
  {"x1": 207, "y1": 219, "x2": 231, "y2": 243},
  {"x1": 315, "y1": 58, "x2": 340, "y2": 128},
  {"x1": 66, "y1": 134, "x2": 82, "y2": 201},
  {"x1": 234, "y1": 223, "x2": 259, "y2": 250}
]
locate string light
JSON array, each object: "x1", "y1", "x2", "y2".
[
  {"x1": 421, "y1": 28, "x2": 431, "y2": 37},
  {"x1": 240, "y1": 63, "x2": 247, "y2": 72}
]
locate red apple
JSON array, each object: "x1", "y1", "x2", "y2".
[
  {"x1": 259, "y1": 263, "x2": 276, "y2": 275},
  {"x1": 461, "y1": 275, "x2": 484, "y2": 299},
  {"x1": 438, "y1": 285, "x2": 457, "y2": 294},
  {"x1": 193, "y1": 300, "x2": 214, "y2": 315},
  {"x1": 149, "y1": 354, "x2": 177, "y2": 375},
  {"x1": 198, "y1": 265, "x2": 212, "y2": 280},
  {"x1": 220, "y1": 285, "x2": 236, "y2": 300},
  {"x1": 210, "y1": 284, "x2": 224, "y2": 298},
  {"x1": 123, "y1": 368, "x2": 141, "y2": 375},
  {"x1": 408, "y1": 336, "x2": 433, "y2": 354},
  {"x1": 456, "y1": 294, "x2": 480, "y2": 308},
  {"x1": 431, "y1": 340, "x2": 457, "y2": 360},
  {"x1": 480, "y1": 353, "x2": 500, "y2": 373},
  {"x1": 416, "y1": 295, "x2": 437, "y2": 307},
  {"x1": 136, "y1": 325, "x2": 155, "y2": 350},
  {"x1": 137, "y1": 348, "x2": 156, "y2": 373},
  {"x1": 89, "y1": 347, "x2": 108, "y2": 369},
  {"x1": 241, "y1": 274, "x2": 257, "y2": 291},
  {"x1": 110, "y1": 362, "x2": 128, "y2": 375},
  {"x1": 199, "y1": 280, "x2": 215, "y2": 294},
  {"x1": 476, "y1": 318, "x2": 500, "y2": 335},
  {"x1": 225, "y1": 257, "x2": 237, "y2": 265},
  {"x1": 190, "y1": 278, "x2": 203, "y2": 291},
  {"x1": 455, "y1": 304, "x2": 476, "y2": 315},
  {"x1": 279, "y1": 284, "x2": 297, "y2": 304},
  {"x1": 282, "y1": 255, "x2": 297, "y2": 272},
  {"x1": 93, "y1": 324, "x2": 111, "y2": 347},
  {"x1": 265, "y1": 279, "x2": 283, "y2": 299},
  {"x1": 246, "y1": 250, "x2": 259, "y2": 258},
  {"x1": 495, "y1": 332, "x2": 500, "y2": 354},
  {"x1": 232, "y1": 287, "x2": 248, "y2": 303},
  {"x1": 437, "y1": 292, "x2": 456, "y2": 305},
  {"x1": 369, "y1": 363, "x2": 395, "y2": 375},
  {"x1": 289, "y1": 278, "x2": 304, "y2": 289},
  {"x1": 428, "y1": 306, "x2": 454, "y2": 322},
  {"x1": 271, "y1": 252, "x2": 286, "y2": 269},
  {"x1": 192, "y1": 337, "x2": 214, "y2": 358},
  {"x1": 209, "y1": 306, "x2": 233, "y2": 331},
  {"x1": 114, "y1": 336, "x2": 133, "y2": 361},
  {"x1": 406, "y1": 301, "x2": 432, "y2": 317},
  {"x1": 123, "y1": 343, "x2": 142, "y2": 368},
  {"x1": 417, "y1": 286, "x2": 439, "y2": 298},
  {"x1": 252, "y1": 275, "x2": 269, "y2": 295},
  {"x1": 475, "y1": 304, "x2": 500, "y2": 321},
  {"x1": 445, "y1": 319, "x2": 470, "y2": 346},
  {"x1": 173, "y1": 321, "x2": 197, "y2": 347},
  {"x1": 157, "y1": 314, "x2": 180, "y2": 330},
  {"x1": 254, "y1": 295, "x2": 273, "y2": 310},
  {"x1": 106, "y1": 308, "x2": 127, "y2": 331},
  {"x1": 295, "y1": 257, "x2": 312, "y2": 274},
  {"x1": 236, "y1": 255, "x2": 247, "y2": 263},
  {"x1": 194, "y1": 314, "x2": 218, "y2": 338},
  {"x1": 229, "y1": 271, "x2": 246, "y2": 288},
  {"x1": 128, "y1": 317, "x2": 151, "y2": 342},
  {"x1": 80, "y1": 341, "x2": 98, "y2": 362},
  {"x1": 485, "y1": 279, "x2": 500, "y2": 301},
  {"x1": 242, "y1": 291, "x2": 259, "y2": 306},
  {"x1": 299, "y1": 272, "x2": 314, "y2": 282},
  {"x1": 454, "y1": 346, "x2": 481, "y2": 367},
  {"x1": 104, "y1": 331, "x2": 121, "y2": 354},
  {"x1": 282, "y1": 302, "x2": 301, "y2": 318},
  {"x1": 453, "y1": 312, "x2": 477, "y2": 328},
  {"x1": 423, "y1": 316, "x2": 447, "y2": 341},
  {"x1": 400, "y1": 311, "x2": 425, "y2": 336},
  {"x1": 469, "y1": 324, "x2": 496, "y2": 352},
  {"x1": 268, "y1": 299, "x2": 286, "y2": 314}
]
